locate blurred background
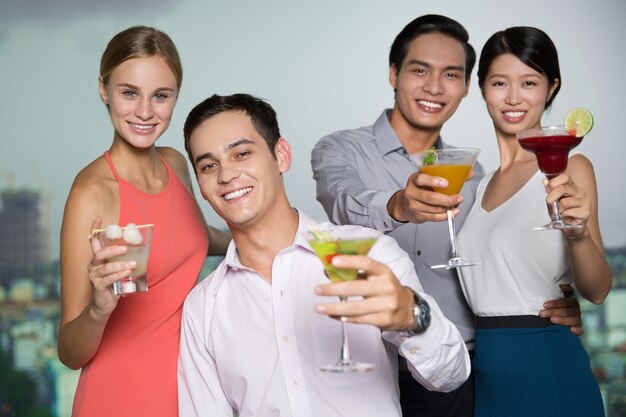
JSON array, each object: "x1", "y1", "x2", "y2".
[{"x1": 1, "y1": 0, "x2": 625, "y2": 415}]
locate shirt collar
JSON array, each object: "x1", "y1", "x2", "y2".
[
  {"x1": 292, "y1": 211, "x2": 319, "y2": 252},
  {"x1": 222, "y1": 209, "x2": 318, "y2": 270},
  {"x1": 373, "y1": 109, "x2": 445, "y2": 156}
]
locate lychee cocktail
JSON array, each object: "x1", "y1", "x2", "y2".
[{"x1": 93, "y1": 223, "x2": 153, "y2": 295}]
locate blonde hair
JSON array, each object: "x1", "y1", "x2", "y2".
[{"x1": 100, "y1": 26, "x2": 182, "y2": 89}]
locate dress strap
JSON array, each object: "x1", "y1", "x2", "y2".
[
  {"x1": 104, "y1": 150, "x2": 177, "y2": 196},
  {"x1": 104, "y1": 151, "x2": 122, "y2": 181},
  {"x1": 104, "y1": 150, "x2": 173, "y2": 180},
  {"x1": 157, "y1": 152, "x2": 174, "y2": 176}
]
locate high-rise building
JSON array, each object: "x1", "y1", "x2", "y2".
[{"x1": 0, "y1": 189, "x2": 45, "y2": 290}]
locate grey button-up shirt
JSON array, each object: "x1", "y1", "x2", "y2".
[{"x1": 312, "y1": 109, "x2": 485, "y2": 348}]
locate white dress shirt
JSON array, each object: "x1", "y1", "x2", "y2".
[{"x1": 178, "y1": 212, "x2": 469, "y2": 417}]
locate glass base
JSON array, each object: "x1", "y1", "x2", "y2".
[
  {"x1": 318, "y1": 360, "x2": 375, "y2": 373},
  {"x1": 534, "y1": 220, "x2": 583, "y2": 231},
  {"x1": 431, "y1": 257, "x2": 480, "y2": 270},
  {"x1": 113, "y1": 274, "x2": 148, "y2": 295}
]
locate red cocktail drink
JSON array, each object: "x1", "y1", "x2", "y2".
[
  {"x1": 516, "y1": 126, "x2": 583, "y2": 230},
  {"x1": 518, "y1": 132, "x2": 582, "y2": 178}
]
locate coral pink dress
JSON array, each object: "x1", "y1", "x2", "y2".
[{"x1": 71, "y1": 151, "x2": 209, "y2": 417}]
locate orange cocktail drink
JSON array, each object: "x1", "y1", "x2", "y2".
[
  {"x1": 411, "y1": 148, "x2": 481, "y2": 270},
  {"x1": 419, "y1": 164, "x2": 472, "y2": 195}
]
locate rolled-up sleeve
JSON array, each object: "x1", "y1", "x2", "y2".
[
  {"x1": 382, "y1": 292, "x2": 470, "y2": 392},
  {"x1": 371, "y1": 235, "x2": 470, "y2": 392},
  {"x1": 312, "y1": 136, "x2": 401, "y2": 232}
]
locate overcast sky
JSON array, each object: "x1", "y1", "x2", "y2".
[{"x1": 1, "y1": 0, "x2": 624, "y2": 259}]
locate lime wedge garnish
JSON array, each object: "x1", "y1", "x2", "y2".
[{"x1": 564, "y1": 108, "x2": 594, "y2": 137}]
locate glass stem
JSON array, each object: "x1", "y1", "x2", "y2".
[
  {"x1": 550, "y1": 200, "x2": 563, "y2": 223},
  {"x1": 338, "y1": 296, "x2": 352, "y2": 365},
  {"x1": 447, "y1": 209, "x2": 460, "y2": 259}
]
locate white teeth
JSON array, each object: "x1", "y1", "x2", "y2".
[
  {"x1": 224, "y1": 187, "x2": 252, "y2": 201},
  {"x1": 130, "y1": 123, "x2": 155, "y2": 130},
  {"x1": 418, "y1": 100, "x2": 443, "y2": 109},
  {"x1": 504, "y1": 111, "x2": 525, "y2": 118}
]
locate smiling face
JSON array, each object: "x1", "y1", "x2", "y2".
[
  {"x1": 189, "y1": 110, "x2": 291, "y2": 229},
  {"x1": 482, "y1": 53, "x2": 559, "y2": 136},
  {"x1": 99, "y1": 55, "x2": 178, "y2": 148},
  {"x1": 389, "y1": 32, "x2": 470, "y2": 142}
]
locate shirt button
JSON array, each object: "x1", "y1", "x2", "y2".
[
  {"x1": 408, "y1": 347, "x2": 418, "y2": 354},
  {"x1": 263, "y1": 295, "x2": 270, "y2": 302},
  {"x1": 292, "y1": 380, "x2": 299, "y2": 389},
  {"x1": 417, "y1": 250, "x2": 422, "y2": 256},
  {"x1": 282, "y1": 335, "x2": 289, "y2": 344},
  {"x1": 280, "y1": 290, "x2": 284, "y2": 297}
]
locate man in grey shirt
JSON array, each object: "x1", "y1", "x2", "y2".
[{"x1": 312, "y1": 14, "x2": 582, "y2": 417}]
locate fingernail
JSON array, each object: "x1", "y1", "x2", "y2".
[
  {"x1": 314, "y1": 285, "x2": 322, "y2": 295},
  {"x1": 438, "y1": 180, "x2": 448, "y2": 187},
  {"x1": 315, "y1": 305, "x2": 325, "y2": 313},
  {"x1": 127, "y1": 261, "x2": 137, "y2": 268},
  {"x1": 331, "y1": 257, "x2": 344, "y2": 267}
]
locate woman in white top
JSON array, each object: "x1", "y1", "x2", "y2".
[{"x1": 457, "y1": 26, "x2": 611, "y2": 417}]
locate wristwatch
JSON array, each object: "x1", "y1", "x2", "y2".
[{"x1": 400, "y1": 289, "x2": 431, "y2": 337}]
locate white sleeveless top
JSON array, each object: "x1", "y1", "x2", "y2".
[{"x1": 456, "y1": 170, "x2": 571, "y2": 317}]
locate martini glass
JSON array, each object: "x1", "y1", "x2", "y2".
[
  {"x1": 517, "y1": 125, "x2": 583, "y2": 230},
  {"x1": 307, "y1": 227, "x2": 380, "y2": 372},
  {"x1": 411, "y1": 148, "x2": 481, "y2": 270}
]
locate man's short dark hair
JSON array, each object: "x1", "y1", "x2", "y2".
[
  {"x1": 389, "y1": 14, "x2": 476, "y2": 83},
  {"x1": 184, "y1": 93, "x2": 281, "y2": 165}
]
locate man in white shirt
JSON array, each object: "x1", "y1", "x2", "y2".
[{"x1": 178, "y1": 93, "x2": 470, "y2": 417}]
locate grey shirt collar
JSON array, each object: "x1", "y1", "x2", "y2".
[{"x1": 373, "y1": 109, "x2": 444, "y2": 156}]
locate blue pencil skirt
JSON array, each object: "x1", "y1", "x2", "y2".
[{"x1": 474, "y1": 322, "x2": 604, "y2": 417}]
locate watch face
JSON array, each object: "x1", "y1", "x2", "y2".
[{"x1": 420, "y1": 302, "x2": 431, "y2": 329}]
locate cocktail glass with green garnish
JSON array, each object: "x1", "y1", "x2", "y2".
[
  {"x1": 307, "y1": 227, "x2": 380, "y2": 372},
  {"x1": 411, "y1": 148, "x2": 481, "y2": 270}
]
